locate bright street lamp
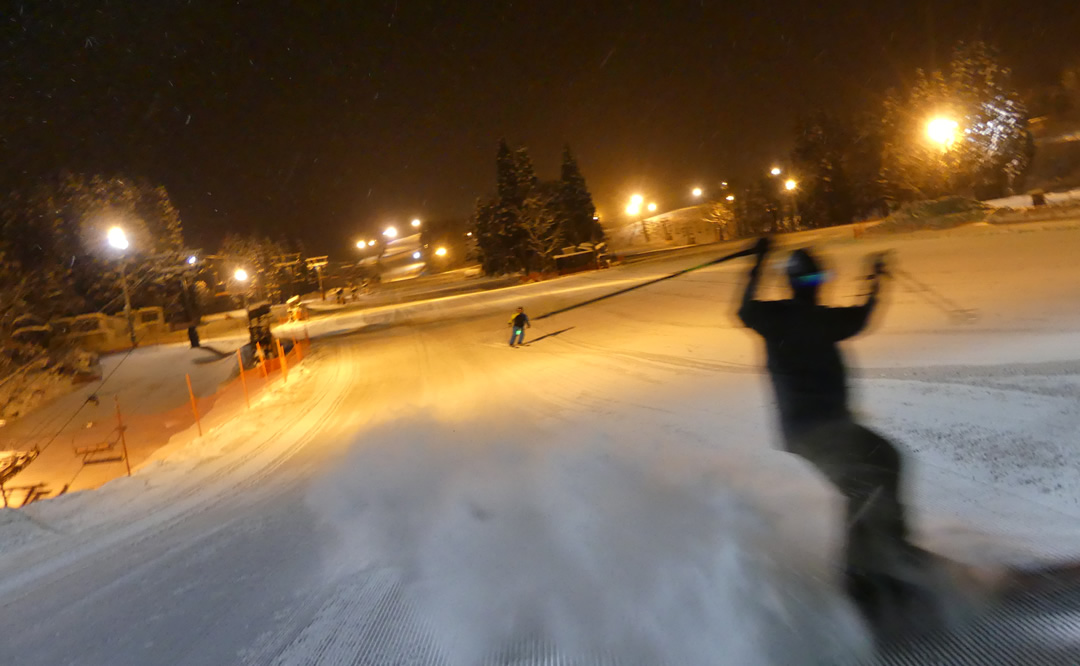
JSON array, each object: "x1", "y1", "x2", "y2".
[
  {"x1": 234, "y1": 268, "x2": 249, "y2": 282},
  {"x1": 105, "y1": 226, "x2": 136, "y2": 347},
  {"x1": 630, "y1": 194, "x2": 644, "y2": 205},
  {"x1": 691, "y1": 187, "x2": 703, "y2": 198},
  {"x1": 647, "y1": 202, "x2": 657, "y2": 212},
  {"x1": 926, "y1": 116, "x2": 959, "y2": 148},
  {"x1": 770, "y1": 167, "x2": 782, "y2": 176},
  {"x1": 383, "y1": 226, "x2": 398, "y2": 238},
  {"x1": 368, "y1": 240, "x2": 376, "y2": 247},
  {"x1": 356, "y1": 240, "x2": 366, "y2": 250},
  {"x1": 187, "y1": 255, "x2": 198, "y2": 265},
  {"x1": 784, "y1": 179, "x2": 798, "y2": 191},
  {"x1": 434, "y1": 247, "x2": 447, "y2": 257},
  {"x1": 412, "y1": 251, "x2": 421, "y2": 260},
  {"x1": 411, "y1": 218, "x2": 421, "y2": 228},
  {"x1": 107, "y1": 226, "x2": 129, "y2": 250},
  {"x1": 726, "y1": 194, "x2": 735, "y2": 202}
]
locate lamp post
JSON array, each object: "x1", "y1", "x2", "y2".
[
  {"x1": 234, "y1": 268, "x2": 250, "y2": 309},
  {"x1": 784, "y1": 178, "x2": 799, "y2": 229},
  {"x1": 107, "y1": 226, "x2": 137, "y2": 348}
]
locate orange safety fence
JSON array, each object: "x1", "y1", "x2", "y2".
[{"x1": 3, "y1": 336, "x2": 314, "y2": 508}]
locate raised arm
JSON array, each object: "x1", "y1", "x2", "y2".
[
  {"x1": 737, "y1": 237, "x2": 772, "y2": 331},
  {"x1": 828, "y1": 252, "x2": 888, "y2": 340}
]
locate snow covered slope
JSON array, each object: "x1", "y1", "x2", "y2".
[{"x1": 1, "y1": 223, "x2": 1078, "y2": 665}]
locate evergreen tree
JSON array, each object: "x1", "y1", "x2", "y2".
[
  {"x1": 557, "y1": 146, "x2": 603, "y2": 245},
  {"x1": 791, "y1": 112, "x2": 856, "y2": 229}
]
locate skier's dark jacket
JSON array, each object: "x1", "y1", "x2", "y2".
[
  {"x1": 511, "y1": 312, "x2": 529, "y2": 330},
  {"x1": 737, "y1": 263, "x2": 877, "y2": 437}
]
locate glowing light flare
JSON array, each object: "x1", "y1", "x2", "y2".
[
  {"x1": 187, "y1": 255, "x2": 197, "y2": 265},
  {"x1": 630, "y1": 194, "x2": 644, "y2": 205},
  {"x1": 106, "y1": 227, "x2": 129, "y2": 250},
  {"x1": 435, "y1": 247, "x2": 448, "y2": 257},
  {"x1": 356, "y1": 241, "x2": 366, "y2": 249},
  {"x1": 784, "y1": 179, "x2": 798, "y2": 191},
  {"x1": 383, "y1": 226, "x2": 398, "y2": 238},
  {"x1": 926, "y1": 116, "x2": 959, "y2": 147},
  {"x1": 412, "y1": 251, "x2": 421, "y2": 259},
  {"x1": 368, "y1": 240, "x2": 376, "y2": 246},
  {"x1": 770, "y1": 167, "x2": 782, "y2": 176},
  {"x1": 234, "y1": 268, "x2": 249, "y2": 282},
  {"x1": 726, "y1": 195, "x2": 735, "y2": 202},
  {"x1": 647, "y1": 202, "x2": 657, "y2": 212},
  {"x1": 691, "y1": 187, "x2": 703, "y2": 198},
  {"x1": 411, "y1": 219, "x2": 421, "y2": 228}
]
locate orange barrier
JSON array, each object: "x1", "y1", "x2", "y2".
[
  {"x1": 237, "y1": 349, "x2": 251, "y2": 410},
  {"x1": 185, "y1": 373, "x2": 203, "y2": 437}
]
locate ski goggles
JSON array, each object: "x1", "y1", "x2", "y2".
[{"x1": 791, "y1": 271, "x2": 830, "y2": 287}]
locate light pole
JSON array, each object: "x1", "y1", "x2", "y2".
[
  {"x1": 107, "y1": 226, "x2": 137, "y2": 348},
  {"x1": 784, "y1": 178, "x2": 799, "y2": 229},
  {"x1": 234, "y1": 268, "x2": 250, "y2": 309}
]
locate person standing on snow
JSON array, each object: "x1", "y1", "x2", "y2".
[
  {"x1": 508, "y1": 306, "x2": 531, "y2": 347},
  {"x1": 737, "y1": 237, "x2": 950, "y2": 642}
]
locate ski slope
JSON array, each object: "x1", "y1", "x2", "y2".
[{"x1": 1, "y1": 222, "x2": 1079, "y2": 665}]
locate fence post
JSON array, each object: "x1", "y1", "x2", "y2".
[
  {"x1": 256, "y1": 343, "x2": 269, "y2": 381},
  {"x1": 237, "y1": 349, "x2": 250, "y2": 410},
  {"x1": 185, "y1": 373, "x2": 203, "y2": 437},
  {"x1": 115, "y1": 396, "x2": 131, "y2": 477},
  {"x1": 276, "y1": 338, "x2": 289, "y2": 383}
]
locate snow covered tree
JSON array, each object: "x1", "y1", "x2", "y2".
[
  {"x1": 472, "y1": 141, "x2": 602, "y2": 275},
  {"x1": 0, "y1": 173, "x2": 189, "y2": 317},
  {"x1": 880, "y1": 41, "x2": 1033, "y2": 202},
  {"x1": 518, "y1": 181, "x2": 564, "y2": 272},
  {"x1": 556, "y1": 146, "x2": 603, "y2": 245},
  {"x1": 217, "y1": 234, "x2": 290, "y2": 303},
  {"x1": 949, "y1": 41, "x2": 1034, "y2": 197}
]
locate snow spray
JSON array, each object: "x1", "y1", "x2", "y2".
[{"x1": 308, "y1": 417, "x2": 872, "y2": 665}]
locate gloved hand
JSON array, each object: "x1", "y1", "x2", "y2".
[{"x1": 868, "y1": 251, "x2": 889, "y2": 278}]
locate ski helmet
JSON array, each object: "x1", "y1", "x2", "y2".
[{"x1": 786, "y1": 248, "x2": 827, "y2": 288}]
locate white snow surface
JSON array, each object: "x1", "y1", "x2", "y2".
[
  {"x1": 983, "y1": 187, "x2": 1080, "y2": 209},
  {"x1": 1, "y1": 225, "x2": 1079, "y2": 665}
]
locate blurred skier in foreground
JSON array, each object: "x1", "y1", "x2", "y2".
[{"x1": 737, "y1": 237, "x2": 974, "y2": 644}]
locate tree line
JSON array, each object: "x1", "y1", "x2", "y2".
[
  {"x1": 0, "y1": 173, "x2": 312, "y2": 340},
  {"x1": 731, "y1": 41, "x2": 1041, "y2": 235},
  {"x1": 472, "y1": 141, "x2": 604, "y2": 275}
]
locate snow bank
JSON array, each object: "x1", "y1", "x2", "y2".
[
  {"x1": 983, "y1": 187, "x2": 1080, "y2": 209},
  {"x1": 308, "y1": 416, "x2": 872, "y2": 666}
]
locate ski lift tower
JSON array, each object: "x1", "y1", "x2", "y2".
[{"x1": 305, "y1": 256, "x2": 329, "y2": 301}]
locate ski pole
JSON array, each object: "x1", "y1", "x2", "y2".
[
  {"x1": 535, "y1": 245, "x2": 756, "y2": 320},
  {"x1": 889, "y1": 264, "x2": 979, "y2": 324}
]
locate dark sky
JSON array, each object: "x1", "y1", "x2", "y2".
[{"x1": 3, "y1": 1, "x2": 1079, "y2": 256}]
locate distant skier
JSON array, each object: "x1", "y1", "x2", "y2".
[
  {"x1": 737, "y1": 237, "x2": 958, "y2": 643},
  {"x1": 508, "y1": 307, "x2": 531, "y2": 347}
]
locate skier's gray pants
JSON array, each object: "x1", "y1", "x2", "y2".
[{"x1": 783, "y1": 419, "x2": 909, "y2": 573}]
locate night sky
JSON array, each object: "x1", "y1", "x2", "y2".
[{"x1": 3, "y1": 1, "x2": 1079, "y2": 256}]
